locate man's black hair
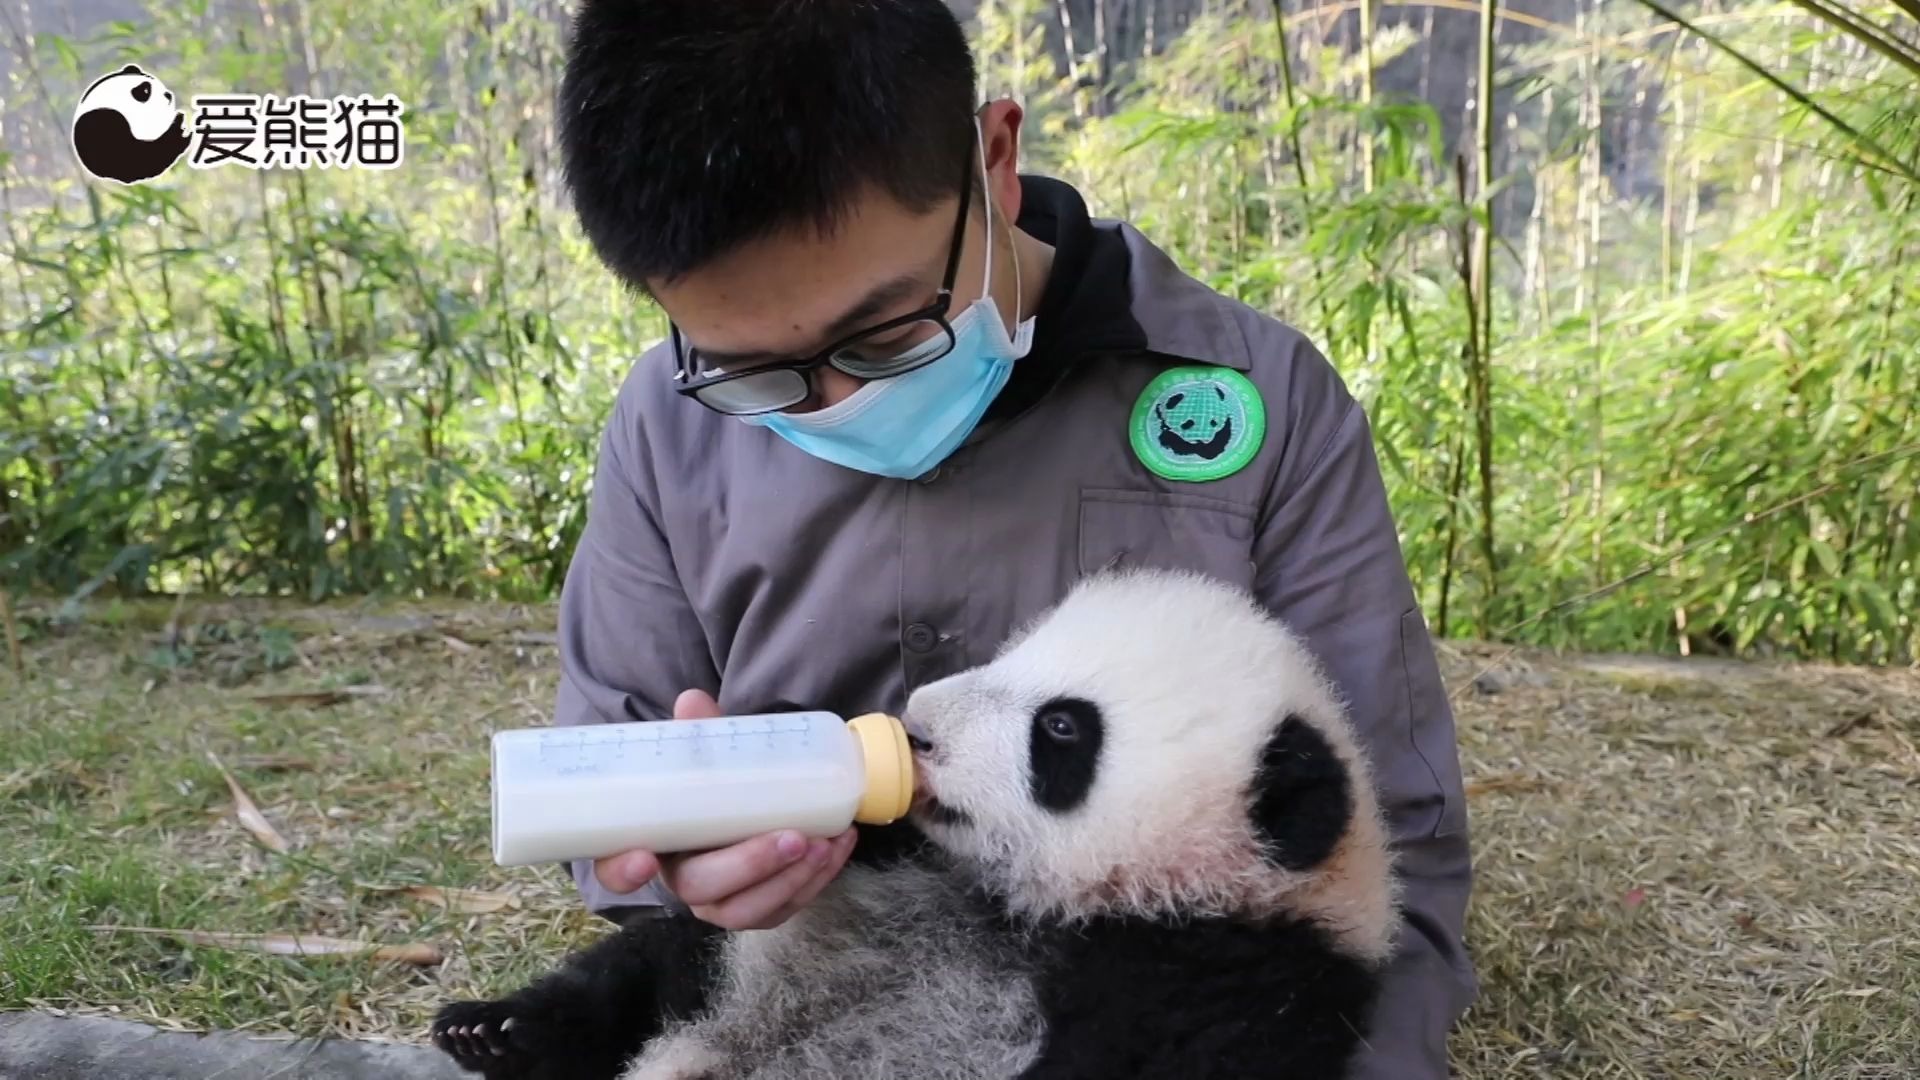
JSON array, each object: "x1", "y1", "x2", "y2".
[{"x1": 558, "y1": 0, "x2": 981, "y2": 292}]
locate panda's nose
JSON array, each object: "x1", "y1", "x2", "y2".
[
  {"x1": 902, "y1": 717, "x2": 933, "y2": 754},
  {"x1": 165, "y1": 90, "x2": 174, "y2": 102}
]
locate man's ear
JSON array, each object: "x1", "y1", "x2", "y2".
[{"x1": 976, "y1": 98, "x2": 1026, "y2": 223}]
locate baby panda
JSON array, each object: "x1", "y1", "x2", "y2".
[
  {"x1": 70, "y1": 64, "x2": 193, "y2": 185},
  {"x1": 434, "y1": 568, "x2": 1400, "y2": 1080}
]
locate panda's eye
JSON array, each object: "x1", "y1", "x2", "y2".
[
  {"x1": 131, "y1": 81, "x2": 152, "y2": 103},
  {"x1": 1039, "y1": 710, "x2": 1079, "y2": 743}
]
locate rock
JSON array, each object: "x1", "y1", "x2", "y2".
[
  {"x1": 0, "y1": 1011, "x2": 468, "y2": 1080},
  {"x1": 1471, "y1": 662, "x2": 1549, "y2": 695},
  {"x1": 1471, "y1": 669, "x2": 1508, "y2": 695}
]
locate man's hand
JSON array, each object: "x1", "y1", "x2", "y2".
[{"x1": 592, "y1": 689, "x2": 859, "y2": 930}]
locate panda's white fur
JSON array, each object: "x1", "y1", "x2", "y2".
[
  {"x1": 613, "y1": 568, "x2": 1400, "y2": 1080},
  {"x1": 621, "y1": 859, "x2": 1042, "y2": 1080}
]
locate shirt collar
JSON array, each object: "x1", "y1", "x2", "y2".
[
  {"x1": 1106, "y1": 216, "x2": 1253, "y2": 372},
  {"x1": 1013, "y1": 173, "x2": 1251, "y2": 374}
]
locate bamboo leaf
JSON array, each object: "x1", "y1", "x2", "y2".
[
  {"x1": 1848, "y1": 580, "x2": 1903, "y2": 639},
  {"x1": 206, "y1": 752, "x2": 292, "y2": 854},
  {"x1": 48, "y1": 36, "x2": 82, "y2": 78},
  {"x1": 1629, "y1": 0, "x2": 1920, "y2": 187},
  {"x1": 1787, "y1": 0, "x2": 1920, "y2": 79},
  {"x1": 1808, "y1": 538, "x2": 1842, "y2": 576}
]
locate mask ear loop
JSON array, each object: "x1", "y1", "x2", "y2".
[{"x1": 972, "y1": 118, "x2": 1022, "y2": 333}]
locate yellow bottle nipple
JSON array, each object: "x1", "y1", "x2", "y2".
[{"x1": 847, "y1": 713, "x2": 915, "y2": 825}]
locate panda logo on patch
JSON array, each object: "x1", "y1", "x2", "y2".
[
  {"x1": 1154, "y1": 384, "x2": 1234, "y2": 461},
  {"x1": 1128, "y1": 366, "x2": 1267, "y2": 483},
  {"x1": 71, "y1": 64, "x2": 193, "y2": 185}
]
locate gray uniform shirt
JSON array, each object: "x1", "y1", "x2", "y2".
[{"x1": 552, "y1": 177, "x2": 1477, "y2": 1077}]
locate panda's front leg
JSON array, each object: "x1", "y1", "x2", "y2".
[
  {"x1": 615, "y1": 924, "x2": 806, "y2": 1080},
  {"x1": 431, "y1": 913, "x2": 725, "y2": 1080}
]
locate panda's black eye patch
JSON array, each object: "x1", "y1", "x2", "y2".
[
  {"x1": 1029, "y1": 697, "x2": 1102, "y2": 812},
  {"x1": 132, "y1": 81, "x2": 152, "y2": 103}
]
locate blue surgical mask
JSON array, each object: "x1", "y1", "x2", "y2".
[{"x1": 741, "y1": 124, "x2": 1036, "y2": 481}]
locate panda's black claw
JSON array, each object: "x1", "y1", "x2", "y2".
[
  {"x1": 431, "y1": 1000, "x2": 541, "y2": 1076},
  {"x1": 484, "y1": 1018, "x2": 513, "y2": 1055}
]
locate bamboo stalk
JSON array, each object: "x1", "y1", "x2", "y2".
[
  {"x1": 1418, "y1": 2, "x2": 1437, "y2": 102},
  {"x1": 1474, "y1": 0, "x2": 1500, "y2": 621},
  {"x1": 1809, "y1": 30, "x2": 1830, "y2": 239},
  {"x1": 1270, "y1": 0, "x2": 1336, "y2": 341},
  {"x1": 1017, "y1": 0, "x2": 1030, "y2": 89},
  {"x1": 1586, "y1": 0, "x2": 1604, "y2": 589},
  {"x1": 1532, "y1": 88, "x2": 1554, "y2": 327},
  {"x1": 1680, "y1": 28, "x2": 1704, "y2": 294},
  {"x1": 1231, "y1": 137, "x2": 1246, "y2": 301},
  {"x1": 1438, "y1": 428, "x2": 1469, "y2": 638},
  {"x1": 1572, "y1": 0, "x2": 1591, "y2": 316},
  {"x1": 1360, "y1": 0, "x2": 1376, "y2": 193},
  {"x1": 1057, "y1": 0, "x2": 1086, "y2": 120},
  {"x1": 1094, "y1": 0, "x2": 1112, "y2": 115},
  {"x1": 1271, "y1": 0, "x2": 1314, "y2": 193},
  {"x1": 1456, "y1": 148, "x2": 1499, "y2": 627},
  {"x1": 0, "y1": 588, "x2": 22, "y2": 679},
  {"x1": 1662, "y1": 77, "x2": 1679, "y2": 299},
  {"x1": 1477, "y1": 0, "x2": 1497, "y2": 355}
]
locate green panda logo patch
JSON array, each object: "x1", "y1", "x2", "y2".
[{"x1": 1129, "y1": 366, "x2": 1266, "y2": 482}]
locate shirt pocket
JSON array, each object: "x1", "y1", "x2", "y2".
[{"x1": 1077, "y1": 487, "x2": 1258, "y2": 591}]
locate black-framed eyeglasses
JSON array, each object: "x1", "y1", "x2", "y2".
[{"x1": 668, "y1": 148, "x2": 976, "y2": 417}]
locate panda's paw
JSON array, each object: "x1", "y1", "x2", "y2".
[{"x1": 431, "y1": 999, "x2": 547, "y2": 1076}]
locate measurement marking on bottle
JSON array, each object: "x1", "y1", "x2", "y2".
[{"x1": 527, "y1": 718, "x2": 817, "y2": 765}]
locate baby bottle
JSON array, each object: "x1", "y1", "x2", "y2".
[{"x1": 488, "y1": 711, "x2": 915, "y2": 867}]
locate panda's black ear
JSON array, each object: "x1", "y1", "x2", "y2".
[
  {"x1": 1248, "y1": 714, "x2": 1351, "y2": 872},
  {"x1": 119, "y1": 64, "x2": 145, "y2": 75}
]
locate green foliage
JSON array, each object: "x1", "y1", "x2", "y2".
[
  {"x1": 3, "y1": 0, "x2": 656, "y2": 604},
  {"x1": 1, "y1": 0, "x2": 1914, "y2": 663}
]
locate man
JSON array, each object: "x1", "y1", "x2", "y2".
[{"x1": 549, "y1": 1, "x2": 1476, "y2": 1075}]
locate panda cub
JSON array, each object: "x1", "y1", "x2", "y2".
[{"x1": 434, "y1": 568, "x2": 1401, "y2": 1079}]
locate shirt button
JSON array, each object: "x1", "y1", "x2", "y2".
[{"x1": 904, "y1": 622, "x2": 939, "y2": 653}]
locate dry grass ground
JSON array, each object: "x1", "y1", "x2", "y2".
[{"x1": 1, "y1": 596, "x2": 1915, "y2": 1078}]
